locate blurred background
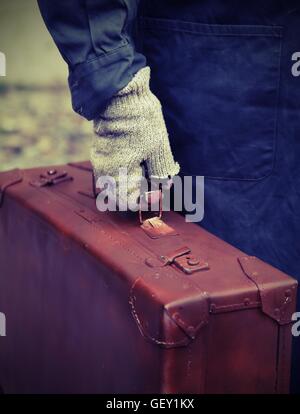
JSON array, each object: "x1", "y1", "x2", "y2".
[{"x1": 0, "y1": 0, "x2": 90, "y2": 172}]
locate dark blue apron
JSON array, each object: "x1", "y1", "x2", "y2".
[{"x1": 138, "y1": 0, "x2": 300, "y2": 392}]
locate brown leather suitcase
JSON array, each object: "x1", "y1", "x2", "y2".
[{"x1": 0, "y1": 162, "x2": 297, "y2": 394}]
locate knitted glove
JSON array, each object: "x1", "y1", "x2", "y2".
[{"x1": 91, "y1": 66, "x2": 180, "y2": 209}]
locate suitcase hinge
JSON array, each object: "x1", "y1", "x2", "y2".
[{"x1": 29, "y1": 169, "x2": 73, "y2": 188}]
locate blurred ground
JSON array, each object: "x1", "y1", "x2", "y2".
[
  {"x1": 0, "y1": 87, "x2": 90, "y2": 171},
  {"x1": 0, "y1": 0, "x2": 90, "y2": 172}
]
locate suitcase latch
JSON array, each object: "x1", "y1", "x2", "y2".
[
  {"x1": 30, "y1": 169, "x2": 73, "y2": 188},
  {"x1": 162, "y1": 246, "x2": 209, "y2": 275},
  {"x1": 172, "y1": 250, "x2": 209, "y2": 275},
  {"x1": 146, "y1": 246, "x2": 209, "y2": 275}
]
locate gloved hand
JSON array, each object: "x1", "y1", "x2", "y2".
[{"x1": 91, "y1": 66, "x2": 180, "y2": 210}]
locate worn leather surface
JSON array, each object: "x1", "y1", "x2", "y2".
[{"x1": 0, "y1": 163, "x2": 297, "y2": 393}]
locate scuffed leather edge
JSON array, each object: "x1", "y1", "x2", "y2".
[
  {"x1": 129, "y1": 273, "x2": 210, "y2": 349},
  {"x1": 238, "y1": 256, "x2": 298, "y2": 325},
  {"x1": 0, "y1": 169, "x2": 23, "y2": 208}
]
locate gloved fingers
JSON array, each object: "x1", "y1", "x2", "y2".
[
  {"x1": 145, "y1": 139, "x2": 180, "y2": 181},
  {"x1": 119, "y1": 162, "x2": 144, "y2": 211},
  {"x1": 94, "y1": 164, "x2": 143, "y2": 212}
]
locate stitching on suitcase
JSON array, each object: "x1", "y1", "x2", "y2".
[
  {"x1": 209, "y1": 301, "x2": 260, "y2": 314},
  {"x1": 26, "y1": 180, "x2": 208, "y2": 291},
  {"x1": 89, "y1": 220, "x2": 146, "y2": 262},
  {"x1": 42, "y1": 176, "x2": 205, "y2": 276},
  {"x1": 29, "y1": 181, "x2": 184, "y2": 272}
]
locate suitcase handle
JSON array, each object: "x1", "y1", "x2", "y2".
[
  {"x1": 139, "y1": 190, "x2": 209, "y2": 274},
  {"x1": 139, "y1": 189, "x2": 163, "y2": 224},
  {"x1": 76, "y1": 168, "x2": 209, "y2": 275}
]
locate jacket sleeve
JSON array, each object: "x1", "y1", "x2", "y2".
[{"x1": 37, "y1": 0, "x2": 146, "y2": 120}]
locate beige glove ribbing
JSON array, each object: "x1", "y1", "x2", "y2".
[{"x1": 91, "y1": 66, "x2": 180, "y2": 208}]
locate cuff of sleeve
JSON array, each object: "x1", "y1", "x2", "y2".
[{"x1": 68, "y1": 43, "x2": 146, "y2": 121}]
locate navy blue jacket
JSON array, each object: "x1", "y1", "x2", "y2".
[
  {"x1": 38, "y1": 0, "x2": 146, "y2": 120},
  {"x1": 38, "y1": 0, "x2": 300, "y2": 392}
]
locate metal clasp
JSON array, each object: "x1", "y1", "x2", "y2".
[
  {"x1": 161, "y1": 246, "x2": 209, "y2": 275},
  {"x1": 146, "y1": 246, "x2": 209, "y2": 274},
  {"x1": 30, "y1": 169, "x2": 73, "y2": 188}
]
